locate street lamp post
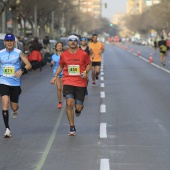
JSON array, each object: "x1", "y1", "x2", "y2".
[
  {"x1": 1, "y1": 0, "x2": 7, "y2": 33},
  {"x1": 51, "y1": 11, "x2": 54, "y2": 38},
  {"x1": 100, "y1": 0, "x2": 107, "y2": 18},
  {"x1": 2, "y1": 8, "x2": 6, "y2": 33},
  {"x1": 34, "y1": 5, "x2": 37, "y2": 37}
]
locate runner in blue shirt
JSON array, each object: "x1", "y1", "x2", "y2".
[
  {"x1": 50, "y1": 42, "x2": 63, "y2": 109},
  {"x1": 0, "y1": 33, "x2": 32, "y2": 138}
]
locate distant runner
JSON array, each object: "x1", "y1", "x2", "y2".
[
  {"x1": 158, "y1": 36, "x2": 167, "y2": 66},
  {"x1": 88, "y1": 34, "x2": 104, "y2": 86},
  {"x1": 51, "y1": 42, "x2": 63, "y2": 109},
  {"x1": 79, "y1": 37, "x2": 94, "y2": 95}
]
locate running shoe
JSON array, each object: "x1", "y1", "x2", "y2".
[
  {"x1": 92, "y1": 82, "x2": 96, "y2": 86},
  {"x1": 11, "y1": 110, "x2": 19, "y2": 119},
  {"x1": 57, "y1": 102, "x2": 62, "y2": 109},
  {"x1": 4, "y1": 128, "x2": 12, "y2": 138},
  {"x1": 96, "y1": 76, "x2": 98, "y2": 80},
  {"x1": 75, "y1": 110, "x2": 81, "y2": 117},
  {"x1": 68, "y1": 126, "x2": 76, "y2": 136}
]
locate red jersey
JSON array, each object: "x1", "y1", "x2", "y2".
[{"x1": 59, "y1": 48, "x2": 90, "y2": 87}]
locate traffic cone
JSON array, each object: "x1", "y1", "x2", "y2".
[
  {"x1": 137, "y1": 51, "x2": 140, "y2": 56},
  {"x1": 149, "y1": 54, "x2": 153, "y2": 63}
]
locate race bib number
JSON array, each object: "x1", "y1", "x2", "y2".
[
  {"x1": 3, "y1": 66, "x2": 15, "y2": 77},
  {"x1": 68, "y1": 65, "x2": 80, "y2": 75}
]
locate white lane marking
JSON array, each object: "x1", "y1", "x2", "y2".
[
  {"x1": 100, "y1": 123, "x2": 107, "y2": 138},
  {"x1": 129, "y1": 50, "x2": 170, "y2": 74},
  {"x1": 100, "y1": 104, "x2": 106, "y2": 113},
  {"x1": 101, "y1": 83, "x2": 105, "y2": 87},
  {"x1": 100, "y1": 91, "x2": 105, "y2": 98},
  {"x1": 100, "y1": 159, "x2": 110, "y2": 170},
  {"x1": 101, "y1": 68, "x2": 104, "y2": 72},
  {"x1": 139, "y1": 56, "x2": 149, "y2": 62},
  {"x1": 139, "y1": 55, "x2": 170, "y2": 73},
  {"x1": 101, "y1": 65, "x2": 103, "y2": 69},
  {"x1": 151, "y1": 63, "x2": 170, "y2": 74},
  {"x1": 101, "y1": 77, "x2": 104, "y2": 81},
  {"x1": 35, "y1": 102, "x2": 65, "y2": 170},
  {"x1": 101, "y1": 72, "x2": 104, "y2": 76}
]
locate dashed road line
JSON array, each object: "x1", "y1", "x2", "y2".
[
  {"x1": 101, "y1": 76, "x2": 104, "y2": 81},
  {"x1": 100, "y1": 159, "x2": 110, "y2": 170},
  {"x1": 100, "y1": 104, "x2": 106, "y2": 113},
  {"x1": 101, "y1": 83, "x2": 105, "y2": 88},
  {"x1": 100, "y1": 123, "x2": 107, "y2": 138},
  {"x1": 100, "y1": 91, "x2": 105, "y2": 98}
]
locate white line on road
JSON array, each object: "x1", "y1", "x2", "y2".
[
  {"x1": 100, "y1": 123, "x2": 107, "y2": 138},
  {"x1": 101, "y1": 72, "x2": 104, "y2": 76},
  {"x1": 101, "y1": 77, "x2": 104, "y2": 81},
  {"x1": 130, "y1": 51, "x2": 170, "y2": 75},
  {"x1": 100, "y1": 104, "x2": 106, "y2": 113},
  {"x1": 100, "y1": 159, "x2": 110, "y2": 170},
  {"x1": 100, "y1": 91, "x2": 105, "y2": 98},
  {"x1": 101, "y1": 83, "x2": 105, "y2": 87},
  {"x1": 101, "y1": 68, "x2": 104, "y2": 72},
  {"x1": 35, "y1": 102, "x2": 65, "y2": 170}
]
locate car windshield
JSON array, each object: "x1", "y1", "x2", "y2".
[{"x1": 0, "y1": 40, "x2": 5, "y2": 50}]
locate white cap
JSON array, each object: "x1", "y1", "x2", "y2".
[{"x1": 68, "y1": 35, "x2": 79, "y2": 41}]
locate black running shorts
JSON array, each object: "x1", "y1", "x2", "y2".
[
  {"x1": 0, "y1": 84, "x2": 22, "y2": 103},
  {"x1": 63, "y1": 85, "x2": 86, "y2": 104},
  {"x1": 92, "y1": 62, "x2": 101, "y2": 66}
]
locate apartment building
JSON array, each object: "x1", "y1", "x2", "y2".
[
  {"x1": 126, "y1": 0, "x2": 161, "y2": 15},
  {"x1": 145, "y1": 0, "x2": 160, "y2": 6},
  {"x1": 126, "y1": 0, "x2": 146, "y2": 15},
  {"x1": 72, "y1": 0, "x2": 101, "y2": 18}
]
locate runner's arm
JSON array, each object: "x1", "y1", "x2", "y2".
[
  {"x1": 15, "y1": 52, "x2": 32, "y2": 78},
  {"x1": 50, "y1": 65, "x2": 64, "y2": 84},
  {"x1": 100, "y1": 47, "x2": 105, "y2": 54},
  {"x1": 89, "y1": 48, "x2": 94, "y2": 61},
  {"x1": 100, "y1": 43, "x2": 105, "y2": 54},
  {"x1": 20, "y1": 52, "x2": 32, "y2": 71},
  {"x1": 50, "y1": 60, "x2": 55, "y2": 67},
  {"x1": 81, "y1": 62, "x2": 92, "y2": 79}
]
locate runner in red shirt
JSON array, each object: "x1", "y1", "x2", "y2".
[{"x1": 50, "y1": 35, "x2": 91, "y2": 136}]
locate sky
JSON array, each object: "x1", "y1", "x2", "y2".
[{"x1": 102, "y1": 0, "x2": 127, "y2": 22}]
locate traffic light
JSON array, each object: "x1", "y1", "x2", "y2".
[
  {"x1": 105, "y1": 3, "x2": 107, "y2": 8},
  {"x1": 110, "y1": 23, "x2": 113, "y2": 26}
]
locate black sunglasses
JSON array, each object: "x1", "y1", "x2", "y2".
[{"x1": 69, "y1": 39, "x2": 78, "y2": 42}]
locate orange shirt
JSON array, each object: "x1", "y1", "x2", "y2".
[
  {"x1": 59, "y1": 49, "x2": 90, "y2": 87},
  {"x1": 88, "y1": 42, "x2": 104, "y2": 62}
]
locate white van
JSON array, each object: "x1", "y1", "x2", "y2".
[{"x1": 0, "y1": 33, "x2": 23, "y2": 51}]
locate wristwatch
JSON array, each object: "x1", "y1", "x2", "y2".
[{"x1": 21, "y1": 67, "x2": 26, "y2": 72}]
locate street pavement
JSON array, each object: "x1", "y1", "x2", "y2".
[{"x1": 0, "y1": 44, "x2": 170, "y2": 170}]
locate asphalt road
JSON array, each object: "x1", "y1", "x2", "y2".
[{"x1": 0, "y1": 44, "x2": 170, "y2": 170}]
